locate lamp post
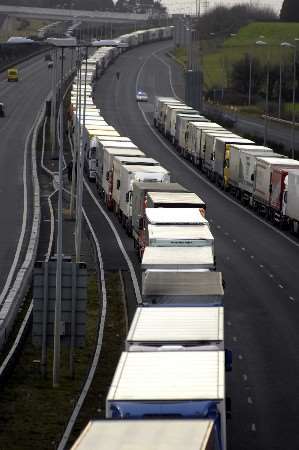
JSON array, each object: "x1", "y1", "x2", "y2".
[
  {"x1": 256, "y1": 40, "x2": 269, "y2": 146},
  {"x1": 248, "y1": 51, "x2": 252, "y2": 106},
  {"x1": 280, "y1": 40, "x2": 298, "y2": 158}
]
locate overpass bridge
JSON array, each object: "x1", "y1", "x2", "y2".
[{"x1": 0, "y1": 5, "x2": 149, "y2": 24}]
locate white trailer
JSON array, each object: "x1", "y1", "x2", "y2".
[
  {"x1": 213, "y1": 137, "x2": 254, "y2": 187},
  {"x1": 201, "y1": 130, "x2": 233, "y2": 175},
  {"x1": 71, "y1": 419, "x2": 218, "y2": 450},
  {"x1": 286, "y1": 170, "x2": 299, "y2": 233},
  {"x1": 154, "y1": 97, "x2": 182, "y2": 130},
  {"x1": 253, "y1": 157, "x2": 299, "y2": 213},
  {"x1": 147, "y1": 224, "x2": 214, "y2": 250},
  {"x1": 164, "y1": 104, "x2": 193, "y2": 138},
  {"x1": 145, "y1": 207, "x2": 208, "y2": 226},
  {"x1": 175, "y1": 114, "x2": 207, "y2": 153},
  {"x1": 141, "y1": 246, "x2": 215, "y2": 271},
  {"x1": 111, "y1": 157, "x2": 159, "y2": 208},
  {"x1": 106, "y1": 351, "x2": 226, "y2": 450},
  {"x1": 169, "y1": 108, "x2": 198, "y2": 144},
  {"x1": 102, "y1": 150, "x2": 146, "y2": 200},
  {"x1": 118, "y1": 165, "x2": 171, "y2": 229},
  {"x1": 126, "y1": 306, "x2": 224, "y2": 351},
  {"x1": 186, "y1": 122, "x2": 224, "y2": 166},
  {"x1": 95, "y1": 140, "x2": 137, "y2": 190},
  {"x1": 131, "y1": 182, "x2": 186, "y2": 243},
  {"x1": 142, "y1": 270, "x2": 224, "y2": 306},
  {"x1": 146, "y1": 191, "x2": 206, "y2": 214}
]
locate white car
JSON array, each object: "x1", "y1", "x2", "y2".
[{"x1": 136, "y1": 90, "x2": 148, "y2": 102}]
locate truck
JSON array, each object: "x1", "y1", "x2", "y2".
[
  {"x1": 236, "y1": 148, "x2": 279, "y2": 204},
  {"x1": 146, "y1": 191, "x2": 206, "y2": 215},
  {"x1": 71, "y1": 419, "x2": 219, "y2": 450},
  {"x1": 117, "y1": 165, "x2": 171, "y2": 231},
  {"x1": 85, "y1": 132, "x2": 123, "y2": 181},
  {"x1": 142, "y1": 270, "x2": 224, "y2": 306},
  {"x1": 111, "y1": 157, "x2": 159, "y2": 209},
  {"x1": 163, "y1": 104, "x2": 193, "y2": 138},
  {"x1": 202, "y1": 131, "x2": 237, "y2": 178},
  {"x1": 154, "y1": 97, "x2": 182, "y2": 130},
  {"x1": 102, "y1": 150, "x2": 146, "y2": 204},
  {"x1": 225, "y1": 144, "x2": 273, "y2": 194},
  {"x1": 186, "y1": 122, "x2": 225, "y2": 166},
  {"x1": 126, "y1": 306, "x2": 224, "y2": 351},
  {"x1": 141, "y1": 246, "x2": 215, "y2": 271},
  {"x1": 213, "y1": 137, "x2": 254, "y2": 187},
  {"x1": 169, "y1": 108, "x2": 199, "y2": 144},
  {"x1": 106, "y1": 351, "x2": 227, "y2": 450},
  {"x1": 253, "y1": 157, "x2": 299, "y2": 214},
  {"x1": 269, "y1": 167, "x2": 299, "y2": 225},
  {"x1": 286, "y1": 170, "x2": 299, "y2": 233},
  {"x1": 95, "y1": 140, "x2": 138, "y2": 191},
  {"x1": 175, "y1": 113, "x2": 207, "y2": 153},
  {"x1": 131, "y1": 182, "x2": 187, "y2": 244}
]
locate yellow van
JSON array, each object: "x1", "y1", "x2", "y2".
[{"x1": 7, "y1": 68, "x2": 18, "y2": 82}]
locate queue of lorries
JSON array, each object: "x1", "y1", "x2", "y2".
[
  {"x1": 154, "y1": 97, "x2": 299, "y2": 231},
  {"x1": 70, "y1": 26, "x2": 228, "y2": 450}
]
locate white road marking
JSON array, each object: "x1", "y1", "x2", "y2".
[
  {"x1": 233, "y1": 336, "x2": 237, "y2": 342},
  {"x1": 248, "y1": 397, "x2": 253, "y2": 404},
  {"x1": 278, "y1": 284, "x2": 284, "y2": 289},
  {"x1": 289, "y1": 296, "x2": 295, "y2": 301},
  {"x1": 241, "y1": 247, "x2": 246, "y2": 251},
  {"x1": 269, "y1": 273, "x2": 274, "y2": 278},
  {"x1": 259, "y1": 264, "x2": 264, "y2": 268},
  {"x1": 243, "y1": 374, "x2": 248, "y2": 381},
  {"x1": 0, "y1": 118, "x2": 36, "y2": 306},
  {"x1": 251, "y1": 424, "x2": 256, "y2": 432},
  {"x1": 238, "y1": 354, "x2": 243, "y2": 360},
  {"x1": 227, "y1": 321, "x2": 232, "y2": 326},
  {"x1": 84, "y1": 179, "x2": 142, "y2": 304}
]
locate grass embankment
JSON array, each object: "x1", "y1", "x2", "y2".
[
  {"x1": 0, "y1": 271, "x2": 126, "y2": 450},
  {"x1": 175, "y1": 22, "x2": 299, "y2": 90}
]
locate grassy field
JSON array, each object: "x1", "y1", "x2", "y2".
[{"x1": 175, "y1": 22, "x2": 299, "y2": 90}]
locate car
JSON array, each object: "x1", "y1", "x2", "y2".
[
  {"x1": 136, "y1": 90, "x2": 148, "y2": 102},
  {"x1": 48, "y1": 61, "x2": 54, "y2": 69},
  {"x1": 0, "y1": 103, "x2": 5, "y2": 117}
]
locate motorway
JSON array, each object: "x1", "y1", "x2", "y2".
[
  {"x1": 92, "y1": 40, "x2": 299, "y2": 450},
  {"x1": 0, "y1": 51, "x2": 73, "y2": 305}
]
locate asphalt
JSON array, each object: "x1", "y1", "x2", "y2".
[
  {"x1": 92, "y1": 40, "x2": 299, "y2": 450},
  {"x1": 0, "y1": 50, "x2": 73, "y2": 300}
]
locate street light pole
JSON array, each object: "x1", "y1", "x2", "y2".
[
  {"x1": 256, "y1": 40, "x2": 269, "y2": 146},
  {"x1": 53, "y1": 46, "x2": 64, "y2": 388},
  {"x1": 75, "y1": 47, "x2": 88, "y2": 262},
  {"x1": 248, "y1": 52, "x2": 252, "y2": 106},
  {"x1": 291, "y1": 43, "x2": 297, "y2": 159},
  {"x1": 278, "y1": 44, "x2": 283, "y2": 118}
]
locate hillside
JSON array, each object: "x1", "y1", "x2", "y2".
[{"x1": 203, "y1": 21, "x2": 299, "y2": 89}]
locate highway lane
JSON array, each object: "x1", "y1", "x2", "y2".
[
  {"x1": 0, "y1": 50, "x2": 73, "y2": 300},
  {"x1": 94, "y1": 41, "x2": 299, "y2": 450}
]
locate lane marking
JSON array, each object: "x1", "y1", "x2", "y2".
[
  {"x1": 243, "y1": 374, "x2": 248, "y2": 381},
  {"x1": 238, "y1": 354, "x2": 243, "y2": 360},
  {"x1": 84, "y1": 179, "x2": 142, "y2": 304},
  {"x1": 251, "y1": 424, "x2": 256, "y2": 432},
  {"x1": 248, "y1": 397, "x2": 253, "y2": 404}
]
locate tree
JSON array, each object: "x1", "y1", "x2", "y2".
[
  {"x1": 280, "y1": 0, "x2": 299, "y2": 21},
  {"x1": 230, "y1": 54, "x2": 264, "y2": 98}
]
